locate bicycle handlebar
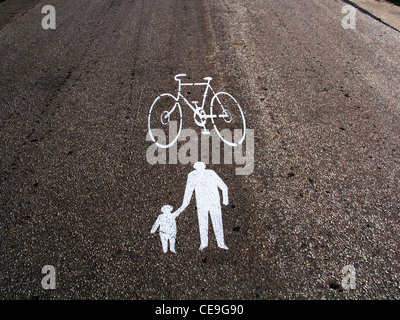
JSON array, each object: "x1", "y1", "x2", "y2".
[{"x1": 174, "y1": 74, "x2": 187, "y2": 81}]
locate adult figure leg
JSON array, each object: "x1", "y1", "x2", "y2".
[
  {"x1": 197, "y1": 207, "x2": 209, "y2": 250},
  {"x1": 210, "y1": 207, "x2": 228, "y2": 249}
]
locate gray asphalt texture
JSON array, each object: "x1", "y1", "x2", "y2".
[
  {"x1": 0, "y1": 0, "x2": 40, "y2": 30},
  {"x1": 1, "y1": 0, "x2": 399, "y2": 299}
]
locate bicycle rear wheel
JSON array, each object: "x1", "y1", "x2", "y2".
[
  {"x1": 210, "y1": 92, "x2": 246, "y2": 147},
  {"x1": 148, "y1": 93, "x2": 182, "y2": 148}
]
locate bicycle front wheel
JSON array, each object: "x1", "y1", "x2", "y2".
[
  {"x1": 210, "y1": 92, "x2": 246, "y2": 147},
  {"x1": 148, "y1": 93, "x2": 182, "y2": 148}
]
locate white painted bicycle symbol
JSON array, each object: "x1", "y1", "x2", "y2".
[{"x1": 148, "y1": 74, "x2": 246, "y2": 148}]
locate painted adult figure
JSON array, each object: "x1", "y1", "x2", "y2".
[{"x1": 175, "y1": 162, "x2": 229, "y2": 251}]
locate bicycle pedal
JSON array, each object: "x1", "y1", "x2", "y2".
[{"x1": 201, "y1": 130, "x2": 210, "y2": 135}]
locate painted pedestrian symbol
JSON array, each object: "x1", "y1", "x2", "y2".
[
  {"x1": 151, "y1": 162, "x2": 229, "y2": 253},
  {"x1": 148, "y1": 74, "x2": 246, "y2": 148},
  {"x1": 177, "y1": 161, "x2": 229, "y2": 250},
  {"x1": 151, "y1": 205, "x2": 179, "y2": 253}
]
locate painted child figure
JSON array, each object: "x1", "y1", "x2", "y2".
[{"x1": 151, "y1": 205, "x2": 179, "y2": 253}]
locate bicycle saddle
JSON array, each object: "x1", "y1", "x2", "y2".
[
  {"x1": 174, "y1": 74, "x2": 187, "y2": 81},
  {"x1": 203, "y1": 77, "x2": 212, "y2": 81}
]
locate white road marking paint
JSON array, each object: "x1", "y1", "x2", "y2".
[
  {"x1": 151, "y1": 162, "x2": 230, "y2": 253},
  {"x1": 148, "y1": 75, "x2": 245, "y2": 253},
  {"x1": 151, "y1": 205, "x2": 178, "y2": 253},
  {"x1": 148, "y1": 74, "x2": 246, "y2": 149}
]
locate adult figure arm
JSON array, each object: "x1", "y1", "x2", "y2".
[
  {"x1": 213, "y1": 171, "x2": 228, "y2": 205},
  {"x1": 175, "y1": 172, "x2": 196, "y2": 215}
]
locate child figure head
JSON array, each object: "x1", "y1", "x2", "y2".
[{"x1": 161, "y1": 205, "x2": 173, "y2": 214}]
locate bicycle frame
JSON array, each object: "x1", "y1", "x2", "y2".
[{"x1": 171, "y1": 76, "x2": 223, "y2": 121}]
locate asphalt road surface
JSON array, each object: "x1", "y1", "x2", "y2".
[{"x1": 1, "y1": 0, "x2": 399, "y2": 299}]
